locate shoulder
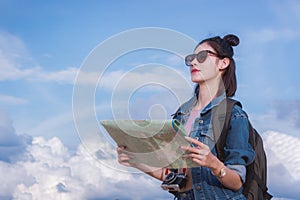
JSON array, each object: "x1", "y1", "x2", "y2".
[
  {"x1": 231, "y1": 103, "x2": 248, "y2": 121},
  {"x1": 172, "y1": 96, "x2": 196, "y2": 120}
]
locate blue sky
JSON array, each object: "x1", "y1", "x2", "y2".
[{"x1": 0, "y1": 0, "x2": 300, "y2": 199}]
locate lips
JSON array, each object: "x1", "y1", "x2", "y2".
[{"x1": 191, "y1": 68, "x2": 200, "y2": 73}]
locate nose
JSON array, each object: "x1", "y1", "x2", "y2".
[{"x1": 189, "y1": 57, "x2": 199, "y2": 67}]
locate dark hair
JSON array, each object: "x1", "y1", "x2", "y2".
[{"x1": 194, "y1": 34, "x2": 239, "y2": 97}]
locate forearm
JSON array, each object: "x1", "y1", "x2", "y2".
[
  {"x1": 180, "y1": 137, "x2": 244, "y2": 190},
  {"x1": 133, "y1": 163, "x2": 166, "y2": 181},
  {"x1": 211, "y1": 162, "x2": 243, "y2": 191}
]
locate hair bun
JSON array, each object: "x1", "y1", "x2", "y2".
[{"x1": 223, "y1": 34, "x2": 239, "y2": 47}]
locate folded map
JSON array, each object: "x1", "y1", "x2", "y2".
[{"x1": 100, "y1": 119, "x2": 196, "y2": 168}]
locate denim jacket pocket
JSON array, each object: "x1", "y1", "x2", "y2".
[
  {"x1": 190, "y1": 121, "x2": 215, "y2": 149},
  {"x1": 200, "y1": 123, "x2": 215, "y2": 149}
]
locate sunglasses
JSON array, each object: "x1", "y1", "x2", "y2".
[{"x1": 185, "y1": 50, "x2": 220, "y2": 66}]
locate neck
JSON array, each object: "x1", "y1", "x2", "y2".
[{"x1": 195, "y1": 79, "x2": 222, "y2": 110}]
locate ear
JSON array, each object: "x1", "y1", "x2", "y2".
[{"x1": 218, "y1": 57, "x2": 230, "y2": 71}]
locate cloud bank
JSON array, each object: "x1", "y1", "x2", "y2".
[
  {"x1": 0, "y1": 109, "x2": 30, "y2": 163},
  {"x1": 1, "y1": 109, "x2": 299, "y2": 200},
  {"x1": 0, "y1": 136, "x2": 171, "y2": 200},
  {"x1": 263, "y1": 131, "x2": 300, "y2": 199},
  {"x1": 0, "y1": 109, "x2": 170, "y2": 200}
]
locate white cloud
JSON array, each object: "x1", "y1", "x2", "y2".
[
  {"x1": 0, "y1": 109, "x2": 29, "y2": 162},
  {"x1": 0, "y1": 30, "x2": 78, "y2": 84},
  {"x1": 97, "y1": 66, "x2": 190, "y2": 92},
  {"x1": 263, "y1": 131, "x2": 300, "y2": 179},
  {"x1": 0, "y1": 30, "x2": 35, "y2": 81},
  {"x1": 0, "y1": 161, "x2": 33, "y2": 199},
  {"x1": 27, "y1": 67, "x2": 78, "y2": 84},
  {"x1": 270, "y1": 0, "x2": 300, "y2": 24},
  {"x1": 0, "y1": 29, "x2": 192, "y2": 88},
  {"x1": 0, "y1": 48, "x2": 35, "y2": 81},
  {"x1": 0, "y1": 108, "x2": 168, "y2": 199},
  {"x1": 263, "y1": 131, "x2": 300, "y2": 199},
  {"x1": 0, "y1": 136, "x2": 171, "y2": 200},
  {"x1": 93, "y1": 65, "x2": 192, "y2": 119},
  {"x1": 244, "y1": 28, "x2": 298, "y2": 45},
  {"x1": 0, "y1": 31, "x2": 188, "y2": 87},
  {"x1": 0, "y1": 95, "x2": 27, "y2": 105},
  {"x1": 166, "y1": 54, "x2": 183, "y2": 66},
  {"x1": 243, "y1": 1, "x2": 300, "y2": 46},
  {"x1": 250, "y1": 109, "x2": 300, "y2": 139},
  {"x1": 0, "y1": 31, "x2": 189, "y2": 87}
]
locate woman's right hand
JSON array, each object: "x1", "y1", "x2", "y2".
[
  {"x1": 116, "y1": 146, "x2": 165, "y2": 180},
  {"x1": 116, "y1": 146, "x2": 136, "y2": 167}
]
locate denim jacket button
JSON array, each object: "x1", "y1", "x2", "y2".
[
  {"x1": 196, "y1": 185, "x2": 201, "y2": 190},
  {"x1": 181, "y1": 193, "x2": 187, "y2": 198},
  {"x1": 198, "y1": 119, "x2": 203, "y2": 124}
]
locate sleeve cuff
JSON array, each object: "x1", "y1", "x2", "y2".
[{"x1": 226, "y1": 164, "x2": 246, "y2": 183}]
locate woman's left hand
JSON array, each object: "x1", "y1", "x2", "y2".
[{"x1": 180, "y1": 136, "x2": 219, "y2": 168}]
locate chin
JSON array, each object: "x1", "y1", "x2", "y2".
[{"x1": 191, "y1": 77, "x2": 205, "y2": 83}]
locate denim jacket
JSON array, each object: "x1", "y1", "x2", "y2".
[{"x1": 173, "y1": 94, "x2": 255, "y2": 200}]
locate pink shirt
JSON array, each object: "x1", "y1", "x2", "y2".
[{"x1": 184, "y1": 109, "x2": 201, "y2": 136}]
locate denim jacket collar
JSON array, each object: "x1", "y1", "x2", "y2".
[{"x1": 200, "y1": 93, "x2": 226, "y2": 115}]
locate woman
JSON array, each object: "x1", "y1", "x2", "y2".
[{"x1": 117, "y1": 34, "x2": 255, "y2": 200}]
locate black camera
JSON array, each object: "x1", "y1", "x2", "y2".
[{"x1": 161, "y1": 172, "x2": 188, "y2": 192}]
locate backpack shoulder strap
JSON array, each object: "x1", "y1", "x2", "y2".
[{"x1": 213, "y1": 98, "x2": 242, "y2": 161}]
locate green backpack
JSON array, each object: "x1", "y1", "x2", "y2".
[{"x1": 213, "y1": 98, "x2": 272, "y2": 200}]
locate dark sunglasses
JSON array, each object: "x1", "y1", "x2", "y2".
[{"x1": 185, "y1": 50, "x2": 220, "y2": 66}]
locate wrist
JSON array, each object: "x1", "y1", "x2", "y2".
[
  {"x1": 210, "y1": 159, "x2": 224, "y2": 171},
  {"x1": 211, "y1": 163, "x2": 226, "y2": 178}
]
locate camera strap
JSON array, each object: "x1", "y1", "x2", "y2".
[{"x1": 182, "y1": 168, "x2": 187, "y2": 175}]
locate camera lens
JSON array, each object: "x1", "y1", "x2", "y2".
[{"x1": 165, "y1": 172, "x2": 176, "y2": 184}]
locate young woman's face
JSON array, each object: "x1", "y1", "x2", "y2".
[{"x1": 189, "y1": 42, "x2": 223, "y2": 84}]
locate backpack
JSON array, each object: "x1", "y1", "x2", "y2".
[{"x1": 212, "y1": 98, "x2": 272, "y2": 200}]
